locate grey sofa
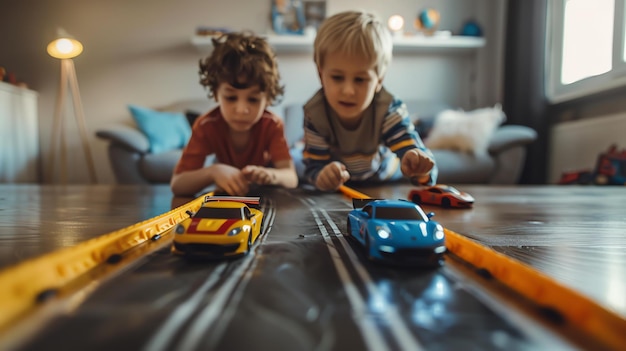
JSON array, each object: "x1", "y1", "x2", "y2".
[{"x1": 96, "y1": 101, "x2": 537, "y2": 185}]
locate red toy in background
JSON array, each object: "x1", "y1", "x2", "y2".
[
  {"x1": 408, "y1": 184, "x2": 475, "y2": 208},
  {"x1": 559, "y1": 144, "x2": 626, "y2": 185}
]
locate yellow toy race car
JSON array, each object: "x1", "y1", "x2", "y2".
[{"x1": 172, "y1": 196, "x2": 263, "y2": 258}]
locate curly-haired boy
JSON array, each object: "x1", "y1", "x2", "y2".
[{"x1": 171, "y1": 32, "x2": 297, "y2": 196}]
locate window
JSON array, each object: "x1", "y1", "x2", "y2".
[{"x1": 546, "y1": 0, "x2": 626, "y2": 103}]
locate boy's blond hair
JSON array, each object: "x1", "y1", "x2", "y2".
[
  {"x1": 199, "y1": 31, "x2": 284, "y2": 104},
  {"x1": 314, "y1": 11, "x2": 393, "y2": 78}
]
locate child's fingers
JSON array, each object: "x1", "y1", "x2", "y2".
[
  {"x1": 235, "y1": 173, "x2": 250, "y2": 194},
  {"x1": 223, "y1": 173, "x2": 249, "y2": 195},
  {"x1": 340, "y1": 168, "x2": 350, "y2": 182},
  {"x1": 402, "y1": 150, "x2": 434, "y2": 176},
  {"x1": 317, "y1": 177, "x2": 337, "y2": 191},
  {"x1": 244, "y1": 167, "x2": 271, "y2": 185},
  {"x1": 317, "y1": 162, "x2": 348, "y2": 191}
]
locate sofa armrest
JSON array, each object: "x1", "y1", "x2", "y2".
[
  {"x1": 488, "y1": 125, "x2": 537, "y2": 155},
  {"x1": 96, "y1": 126, "x2": 150, "y2": 154},
  {"x1": 283, "y1": 104, "x2": 305, "y2": 148}
]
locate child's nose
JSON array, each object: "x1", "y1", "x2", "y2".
[
  {"x1": 342, "y1": 82, "x2": 355, "y2": 95},
  {"x1": 236, "y1": 101, "x2": 250, "y2": 113}
]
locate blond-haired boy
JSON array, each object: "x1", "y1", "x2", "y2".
[{"x1": 302, "y1": 10, "x2": 438, "y2": 191}]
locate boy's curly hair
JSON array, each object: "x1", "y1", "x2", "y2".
[{"x1": 199, "y1": 31, "x2": 284, "y2": 104}]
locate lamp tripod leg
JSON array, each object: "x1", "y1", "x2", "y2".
[{"x1": 67, "y1": 59, "x2": 97, "y2": 184}]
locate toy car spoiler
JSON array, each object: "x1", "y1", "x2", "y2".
[
  {"x1": 352, "y1": 198, "x2": 383, "y2": 209},
  {"x1": 204, "y1": 196, "x2": 261, "y2": 206}
]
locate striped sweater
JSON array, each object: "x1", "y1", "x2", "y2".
[{"x1": 302, "y1": 88, "x2": 437, "y2": 185}]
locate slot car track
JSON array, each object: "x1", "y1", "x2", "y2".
[{"x1": 2, "y1": 186, "x2": 613, "y2": 351}]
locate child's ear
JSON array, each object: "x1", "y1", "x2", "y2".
[{"x1": 375, "y1": 76, "x2": 384, "y2": 93}]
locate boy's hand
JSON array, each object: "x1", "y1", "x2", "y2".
[
  {"x1": 401, "y1": 149, "x2": 435, "y2": 183},
  {"x1": 241, "y1": 165, "x2": 276, "y2": 185},
  {"x1": 316, "y1": 161, "x2": 350, "y2": 191},
  {"x1": 212, "y1": 164, "x2": 250, "y2": 196}
]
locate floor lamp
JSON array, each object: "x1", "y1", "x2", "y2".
[{"x1": 47, "y1": 29, "x2": 97, "y2": 184}]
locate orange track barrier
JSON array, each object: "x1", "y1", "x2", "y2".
[{"x1": 339, "y1": 185, "x2": 626, "y2": 350}]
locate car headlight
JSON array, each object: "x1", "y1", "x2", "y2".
[
  {"x1": 434, "y1": 224, "x2": 444, "y2": 240},
  {"x1": 376, "y1": 226, "x2": 391, "y2": 239},
  {"x1": 228, "y1": 227, "x2": 243, "y2": 236},
  {"x1": 175, "y1": 224, "x2": 185, "y2": 234}
]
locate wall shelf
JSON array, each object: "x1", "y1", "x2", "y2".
[
  {"x1": 190, "y1": 34, "x2": 485, "y2": 54},
  {"x1": 391, "y1": 35, "x2": 486, "y2": 54}
]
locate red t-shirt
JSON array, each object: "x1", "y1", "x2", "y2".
[{"x1": 174, "y1": 107, "x2": 292, "y2": 174}]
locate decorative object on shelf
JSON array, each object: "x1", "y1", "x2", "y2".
[
  {"x1": 47, "y1": 27, "x2": 97, "y2": 184},
  {"x1": 387, "y1": 14, "x2": 405, "y2": 37},
  {"x1": 0, "y1": 66, "x2": 28, "y2": 88},
  {"x1": 195, "y1": 26, "x2": 231, "y2": 37},
  {"x1": 303, "y1": 0, "x2": 326, "y2": 31},
  {"x1": 271, "y1": 0, "x2": 306, "y2": 35},
  {"x1": 460, "y1": 20, "x2": 483, "y2": 37},
  {"x1": 414, "y1": 8, "x2": 441, "y2": 35}
]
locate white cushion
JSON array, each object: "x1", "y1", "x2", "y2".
[{"x1": 425, "y1": 104, "x2": 506, "y2": 156}]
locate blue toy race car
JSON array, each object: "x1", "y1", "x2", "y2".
[{"x1": 346, "y1": 199, "x2": 446, "y2": 266}]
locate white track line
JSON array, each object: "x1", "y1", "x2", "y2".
[
  {"x1": 201, "y1": 204, "x2": 278, "y2": 350},
  {"x1": 321, "y1": 208, "x2": 424, "y2": 351},
  {"x1": 302, "y1": 198, "x2": 390, "y2": 351},
  {"x1": 175, "y1": 205, "x2": 276, "y2": 351},
  {"x1": 142, "y1": 263, "x2": 227, "y2": 351}
]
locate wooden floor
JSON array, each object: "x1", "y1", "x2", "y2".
[
  {"x1": 0, "y1": 185, "x2": 174, "y2": 269},
  {"x1": 1, "y1": 183, "x2": 625, "y2": 350}
]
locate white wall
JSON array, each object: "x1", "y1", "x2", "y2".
[{"x1": 0, "y1": 0, "x2": 506, "y2": 184}]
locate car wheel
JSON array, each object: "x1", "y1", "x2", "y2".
[
  {"x1": 345, "y1": 219, "x2": 352, "y2": 237},
  {"x1": 442, "y1": 198, "x2": 451, "y2": 208},
  {"x1": 411, "y1": 194, "x2": 421, "y2": 204},
  {"x1": 247, "y1": 233, "x2": 253, "y2": 253}
]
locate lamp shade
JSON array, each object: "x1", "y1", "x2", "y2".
[{"x1": 47, "y1": 29, "x2": 83, "y2": 59}]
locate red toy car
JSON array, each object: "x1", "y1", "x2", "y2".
[{"x1": 408, "y1": 184, "x2": 475, "y2": 208}]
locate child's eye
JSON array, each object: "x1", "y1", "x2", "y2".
[
  {"x1": 248, "y1": 98, "x2": 260, "y2": 104},
  {"x1": 355, "y1": 77, "x2": 369, "y2": 83},
  {"x1": 224, "y1": 96, "x2": 237, "y2": 101},
  {"x1": 331, "y1": 75, "x2": 344, "y2": 82}
]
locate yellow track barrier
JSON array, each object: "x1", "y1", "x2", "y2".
[
  {"x1": 0, "y1": 193, "x2": 209, "y2": 332},
  {"x1": 339, "y1": 185, "x2": 626, "y2": 350}
]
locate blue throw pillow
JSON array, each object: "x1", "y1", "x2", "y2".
[{"x1": 129, "y1": 104, "x2": 192, "y2": 153}]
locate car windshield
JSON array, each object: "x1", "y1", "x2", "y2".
[
  {"x1": 374, "y1": 207, "x2": 427, "y2": 221},
  {"x1": 195, "y1": 207, "x2": 243, "y2": 219},
  {"x1": 440, "y1": 185, "x2": 460, "y2": 194}
]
